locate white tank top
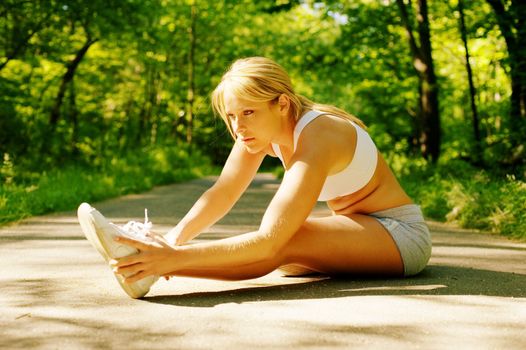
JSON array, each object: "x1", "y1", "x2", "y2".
[{"x1": 271, "y1": 110, "x2": 378, "y2": 201}]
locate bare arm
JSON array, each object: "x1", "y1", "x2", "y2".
[
  {"x1": 115, "y1": 120, "x2": 347, "y2": 281},
  {"x1": 165, "y1": 139, "x2": 266, "y2": 245},
  {"x1": 171, "y1": 149, "x2": 329, "y2": 269},
  {"x1": 115, "y1": 154, "x2": 329, "y2": 281}
]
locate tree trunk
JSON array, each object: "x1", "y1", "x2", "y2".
[
  {"x1": 511, "y1": 1, "x2": 526, "y2": 144},
  {"x1": 69, "y1": 78, "x2": 79, "y2": 156},
  {"x1": 149, "y1": 70, "x2": 159, "y2": 145},
  {"x1": 136, "y1": 73, "x2": 148, "y2": 146},
  {"x1": 395, "y1": 0, "x2": 441, "y2": 162},
  {"x1": 458, "y1": 0, "x2": 482, "y2": 163},
  {"x1": 136, "y1": 65, "x2": 158, "y2": 146},
  {"x1": 49, "y1": 37, "x2": 98, "y2": 128},
  {"x1": 186, "y1": 2, "x2": 196, "y2": 145},
  {"x1": 485, "y1": 0, "x2": 526, "y2": 160}
]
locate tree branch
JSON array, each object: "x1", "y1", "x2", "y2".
[{"x1": 395, "y1": 0, "x2": 422, "y2": 60}]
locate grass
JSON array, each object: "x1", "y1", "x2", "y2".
[
  {"x1": 390, "y1": 154, "x2": 526, "y2": 241},
  {"x1": 0, "y1": 145, "x2": 216, "y2": 225}
]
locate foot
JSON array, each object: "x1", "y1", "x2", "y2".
[{"x1": 77, "y1": 203, "x2": 158, "y2": 298}]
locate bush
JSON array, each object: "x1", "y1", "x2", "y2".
[
  {"x1": 394, "y1": 156, "x2": 526, "y2": 241},
  {"x1": 0, "y1": 145, "x2": 215, "y2": 225}
]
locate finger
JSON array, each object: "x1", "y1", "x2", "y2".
[
  {"x1": 113, "y1": 261, "x2": 143, "y2": 276},
  {"x1": 114, "y1": 235, "x2": 150, "y2": 250},
  {"x1": 124, "y1": 269, "x2": 151, "y2": 284},
  {"x1": 110, "y1": 254, "x2": 142, "y2": 268},
  {"x1": 147, "y1": 232, "x2": 171, "y2": 247},
  {"x1": 147, "y1": 231, "x2": 164, "y2": 243}
]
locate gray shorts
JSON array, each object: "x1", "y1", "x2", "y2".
[{"x1": 370, "y1": 204, "x2": 432, "y2": 276}]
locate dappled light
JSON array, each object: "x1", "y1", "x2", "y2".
[
  {"x1": 1, "y1": 2, "x2": 526, "y2": 347},
  {"x1": 2, "y1": 170, "x2": 525, "y2": 348}
]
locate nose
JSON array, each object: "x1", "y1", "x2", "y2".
[{"x1": 231, "y1": 116, "x2": 246, "y2": 134}]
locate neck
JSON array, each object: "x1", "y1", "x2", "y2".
[{"x1": 272, "y1": 112, "x2": 296, "y2": 152}]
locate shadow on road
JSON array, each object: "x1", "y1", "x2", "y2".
[{"x1": 145, "y1": 265, "x2": 526, "y2": 307}]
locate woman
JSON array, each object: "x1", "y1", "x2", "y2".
[{"x1": 79, "y1": 57, "x2": 431, "y2": 298}]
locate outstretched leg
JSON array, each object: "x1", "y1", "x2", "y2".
[{"x1": 173, "y1": 213, "x2": 403, "y2": 280}]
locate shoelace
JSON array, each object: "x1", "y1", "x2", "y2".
[{"x1": 116, "y1": 209, "x2": 152, "y2": 240}]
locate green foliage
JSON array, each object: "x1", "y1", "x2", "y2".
[
  {"x1": 392, "y1": 155, "x2": 526, "y2": 240},
  {"x1": 1, "y1": 0, "x2": 524, "y2": 239},
  {"x1": 0, "y1": 145, "x2": 215, "y2": 225}
]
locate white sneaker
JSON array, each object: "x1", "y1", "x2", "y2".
[{"x1": 77, "y1": 203, "x2": 158, "y2": 298}]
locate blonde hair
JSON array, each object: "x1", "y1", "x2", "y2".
[{"x1": 211, "y1": 57, "x2": 365, "y2": 138}]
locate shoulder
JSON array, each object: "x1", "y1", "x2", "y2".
[
  {"x1": 293, "y1": 114, "x2": 357, "y2": 173},
  {"x1": 298, "y1": 114, "x2": 357, "y2": 153}
]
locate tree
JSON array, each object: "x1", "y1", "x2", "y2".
[
  {"x1": 0, "y1": 0, "x2": 56, "y2": 71},
  {"x1": 1, "y1": 0, "x2": 518, "y2": 171},
  {"x1": 458, "y1": 0, "x2": 482, "y2": 163},
  {"x1": 40, "y1": 0, "x2": 157, "y2": 155},
  {"x1": 485, "y1": 0, "x2": 525, "y2": 163},
  {"x1": 186, "y1": 1, "x2": 197, "y2": 144},
  {"x1": 395, "y1": 0, "x2": 441, "y2": 162},
  {"x1": 49, "y1": 37, "x2": 98, "y2": 130}
]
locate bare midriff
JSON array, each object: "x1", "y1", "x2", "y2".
[{"x1": 327, "y1": 153, "x2": 413, "y2": 216}]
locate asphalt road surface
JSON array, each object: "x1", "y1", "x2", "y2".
[{"x1": 2, "y1": 174, "x2": 525, "y2": 349}]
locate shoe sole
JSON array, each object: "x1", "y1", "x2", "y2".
[{"x1": 77, "y1": 203, "x2": 157, "y2": 298}]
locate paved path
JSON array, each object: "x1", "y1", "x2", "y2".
[{"x1": 1, "y1": 174, "x2": 525, "y2": 349}]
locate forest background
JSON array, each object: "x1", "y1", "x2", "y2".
[{"x1": 1, "y1": 0, "x2": 525, "y2": 240}]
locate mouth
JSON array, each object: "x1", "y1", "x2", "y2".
[{"x1": 240, "y1": 136, "x2": 255, "y2": 143}]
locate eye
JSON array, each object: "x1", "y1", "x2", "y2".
[{"x1": 243, "y1": 110, "x2": 254, "y2": 116}]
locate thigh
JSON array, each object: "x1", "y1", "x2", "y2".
[{"x1": 280, "y1": 214, "x2": 404, "y2": 275}]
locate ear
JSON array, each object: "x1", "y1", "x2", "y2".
[{"x1": 277, "y1": 94, "x2": 291, "y2": 115}]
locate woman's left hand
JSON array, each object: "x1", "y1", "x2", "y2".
[{"x1": 110, "y1": 232, "x2": 177, "y2": 284}]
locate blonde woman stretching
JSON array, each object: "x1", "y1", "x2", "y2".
[{"x1": 78, "y1": 57, "x2": 431, "y2": 298}]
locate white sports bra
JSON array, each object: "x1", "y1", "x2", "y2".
[{"x1": 271, "y1": 110, "x2": 378, "y2": 201}]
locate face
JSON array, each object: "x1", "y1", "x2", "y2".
[{"x1": 223, "y1": 91, "x2": 284, "y2": 154}]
